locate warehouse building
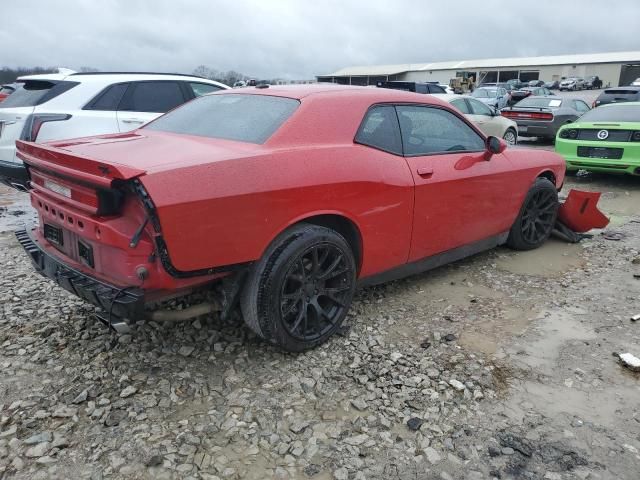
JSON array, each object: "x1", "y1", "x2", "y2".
[{"x1": 317, "y1": 51, "x2": 640, "y2": 88}]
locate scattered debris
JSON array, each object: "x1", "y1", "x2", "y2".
[
  {"x1": 443, "y1": 333, "x2": 457, "y2": 342},
  {"x1": 632, "y1": 314, "x2": 640, "y2": 323},
  {"x1": 618, "y1": 353, "x2": 640, "y2": 372},
  {"x1": 602, "y1": 231, "x2": 625, "y2": 241},
  {"x1": 406, "y1": 417, "x2": 424, "y2": 431}
]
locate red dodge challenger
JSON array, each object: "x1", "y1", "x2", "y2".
[{"x1": 14, "y1": 85, "x2": 565, "y2": 351}]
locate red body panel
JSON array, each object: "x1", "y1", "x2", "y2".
[{"x1": 18, "y1": 85, "x2": 566, "y2": 296}]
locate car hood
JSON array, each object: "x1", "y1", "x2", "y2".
[{"x1": 45, "y1": 130, "x2": 264, "y2": 174}]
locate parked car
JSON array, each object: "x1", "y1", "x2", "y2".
[
  {"x1": 0, "y1": 83, "x2": 18, "y2": 102},
  {"x1": 501, "y1": 96, "x2": 591, "y2": 140},
  {"x1": 0, "y1": 72, "x2": 228, "y2": 190},
  {"x1": 14, "y1": 85, "x2": 564, "y2": 351},
  {"x1": 447, "y1": 94, "x2": 518, "y2": 144},
  {"x1": 509, "y1": 86, "x2": 554, "y2": 105},
  {"x1": 559, "y1": 77, "x2": 585, "y2": 91},
  {"x1": 631, "y1": 78, "x2": 640, "y2": 86},
  {"x1": 506, "y1": 79, "x2": 528, "y2": 90},
  {"x1": 528, "y1": 80, "x2": 545, "y2": 87},
  {"x1": 377, "y1": 81, "x2": 447, "y2": 94},
  {"x1": 544, "y1": 80, "x2": 560, "y2": 90},
  {"x1": 593, "y1": 87, "x2": 640, "y2": 107},
  {"x1": 437, "y1": 84, "x2": 455, "y2": 94},
  {"x1": 479, "y1": 82, "x2": 514, "y2": 92},
  {"x1": 584, "y1": 76, "x2": 603, "y2": 89},
  {"x1": 556, "y1": 102, "x2": 640, "y2": 176},
  {"x1": 470, "y1": 86, "x2": 510, "y2": 110}
]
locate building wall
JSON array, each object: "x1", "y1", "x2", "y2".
[{"x1": 399, "y1": 62, "x2": 625, "y2": 87}]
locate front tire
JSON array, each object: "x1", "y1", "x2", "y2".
[
  {"x1": 240, "y1": 224, "x2": 356, "y2": 352},
  {"x1": 507, "y1": 178, "x2": 559, "y2": 251},
  {"x1": 503, "y1": 128, "x2": 518, "y2": 145}
]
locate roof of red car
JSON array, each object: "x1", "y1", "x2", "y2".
[{"x1": 220, "y1": 84, "x2": 450, "y2": 106}]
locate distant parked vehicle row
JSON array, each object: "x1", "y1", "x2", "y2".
[
  {"x1": 501, "y1": 96, "x2": 591, "y2": 140},
  {"x1": 0, "y1": 71, "x2": 229, "y2": 190}
]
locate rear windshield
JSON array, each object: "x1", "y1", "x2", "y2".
[
  {"x1": 579, "y1": 104, "x2": 640, "y2": 123},
  {"x1": 602, "y1": 89, "x2": 639, "y2": 96},
  {"x1": 0, "y1": 80, "x2": 77, "y2": 108},
  {"x1": 516, "y1": 98, "x2": 563, "y2": 108},
  {"x1": 472, "y1": 89, "x2": 497, "y2": 98},
  {"x1": 145, "y1": 94, "x2": 300, "y2": 144}
]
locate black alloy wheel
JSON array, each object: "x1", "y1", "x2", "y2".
[
  {"x1": 241, "y1": 224, "x2": 356, "y2": 351},
  {"x1": 507, "y1": 177, "x2": 559, "y2": 250},
  {"x1": 279, "y1": 244, "x2": 352, "y2": 342}
]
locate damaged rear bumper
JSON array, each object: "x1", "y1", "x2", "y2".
[{"x1": 15, "y1": 228, "x2": 144, "y2": 332}]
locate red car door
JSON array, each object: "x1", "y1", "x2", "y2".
[{"x1": 395, "y1": 105, "x2": 517, "y2": 262}]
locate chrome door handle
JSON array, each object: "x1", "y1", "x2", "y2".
[{"x1": 121, "y1": 118, "x2": 145, "y2": 124}]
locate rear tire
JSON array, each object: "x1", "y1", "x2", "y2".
[
  {"x1": 240, "y1": 224, "x2": 356, "y2": 352},
  {"x1": 507, "y1": 178, "x2": 559, "y2": 251}
]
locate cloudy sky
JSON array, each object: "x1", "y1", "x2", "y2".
[{"x1": 2, "y1": 0, "x2": 639, "y2": 79}]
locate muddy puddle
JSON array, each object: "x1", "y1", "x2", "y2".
[
  {"x1": 494, "y1": 239, "x2": 585, "y2": 277},
  {"x1": 565, "y1": 173, "x2": 640, "y2": 223}
]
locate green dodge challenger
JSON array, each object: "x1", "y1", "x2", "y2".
[{"x1": 555, "y1": 102, "x2": 640, "y2": 175}]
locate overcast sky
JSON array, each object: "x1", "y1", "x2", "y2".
[{"x1": 2, "y1": 0, "x2": 639, "y2": 79}]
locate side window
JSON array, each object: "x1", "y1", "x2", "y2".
[
  {"x1": 573, "y1": 100, "x2": 590, "y2": 113},
  {"x1": 84, "y1": 83, "x2": 128, "y2": 111},
  {"x1": 450, "y1": 99, "x2": 471, "y2": 114},
  {"x1": 189, "y1": 82, "x2": 222, "y2": 97},
  {"x1": 355, "y1": 105, "x2": 402, "y2": 155},
  {"x1": 396, "y1": 105, "x2": 485, "y2": 156},
  {"x1": 468, "y1": 98, "x2": 493, "y2": 116},
  {"x1": 119, "y1": 81, "x2": 186, "y2": 113}
]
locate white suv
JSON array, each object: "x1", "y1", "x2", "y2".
[{"x1": 0, "y1": 71, "x2": 228, "y2": 190}]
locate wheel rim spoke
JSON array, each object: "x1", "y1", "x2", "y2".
[{"x1": 279, "y1": 243, "x2": 353, "y2": 342}]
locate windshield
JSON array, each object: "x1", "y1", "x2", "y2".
[
  {"x1": 515, "y1": 97, "x2": 563, "y2": 108},
  {"x1": 578, "y1": 104, "x2": 640, "y2": 123},
  {"x1": 145, "y1": 93, "x2": 300, "y2": 144},
  {"x1": 472, "y1": 89, "x2": 497, "y2": 98}
]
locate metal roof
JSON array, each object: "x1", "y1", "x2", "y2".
[{"x1": 323, "y1": 51, "x2": 640, "y2": 77}]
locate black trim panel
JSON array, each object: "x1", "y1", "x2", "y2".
[
  {"x1": 0, "y1": 160, "x2": 29, "y2": 191},
  {"x1": 15, "y1": 228, "x2": 145, "y2": 321},
  {"x1": 358, "y1": 233, "x2": 508, "y2": 287}
]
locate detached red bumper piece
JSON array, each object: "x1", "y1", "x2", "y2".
[{"x1": 558, "y1": 189, "x2": 610, "y2": 233}]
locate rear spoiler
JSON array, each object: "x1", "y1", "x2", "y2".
[{"x1": 16, "y1": 140, "x2": 145, "y2": 189}]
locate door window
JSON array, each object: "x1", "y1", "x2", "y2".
[
  {"x1": 188, "y1": 82, "x2": 223, "y2": 97},
  {"x1": 119, "y1": 81, "x2": 186, "y2": 113},
  {"x1": 396, "y1": 105, "x2": 485, "y2": 155},
  {"x1": 355, "y1": 105, "x2": 402, "y2": 155},
  {"x1": 468, "y1": 98, "x2": 493, "y2": 116},
  {"x1": 573, "y1": 100, "x2": 590, "y2": 113},
  {"x1": 84, "y1": 83, "x2": 128, "y2": 111},
  {"x1": 450, "y1": 99, "x2": 470, "y2": 114}
]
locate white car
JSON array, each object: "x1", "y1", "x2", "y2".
[
  {"x1": 559, "y1": 77, "x2": 585, "y2": 91},
  {"x1": 439, "y1": 94, "x2": 519, "y2": 145},
  {"x1": 0, "y1": 71, "x2": 228, "y2": 190},
  {"x1": 631, "y1": 77, "x2": 640, "y2": 86}
]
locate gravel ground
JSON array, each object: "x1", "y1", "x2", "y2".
[{"x1": 1, "y1": 97, "x2": 639, "y2": 480}]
